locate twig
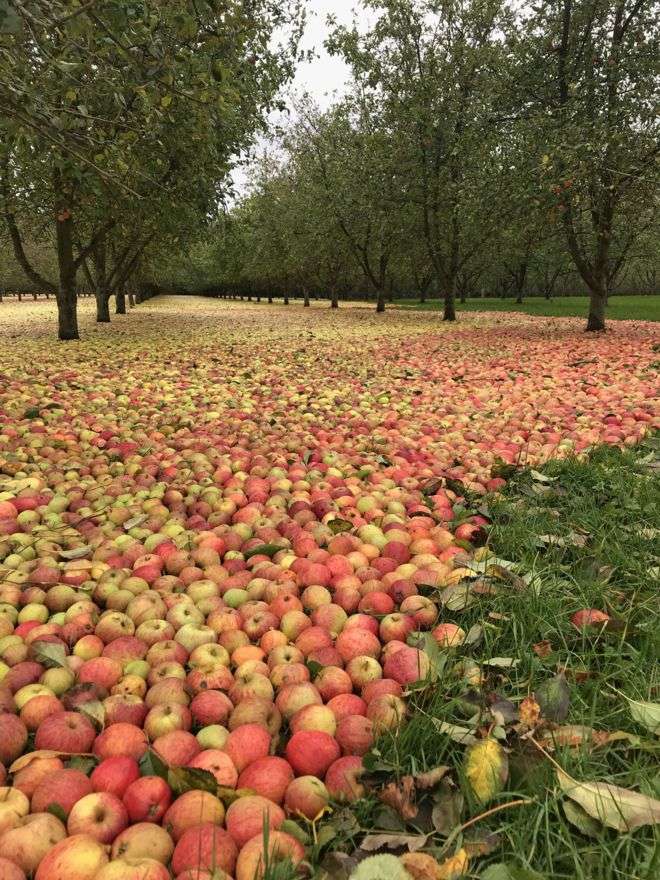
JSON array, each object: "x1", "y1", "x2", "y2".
[{"x1": 441, "y1": 797, "x2": 534, "y2": 854}]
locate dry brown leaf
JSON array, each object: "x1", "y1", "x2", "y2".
[
  {"x1": 401, "y1": 852, "x2": 444, "y2": 880},
  {"x1": 379, "y1": 776, "x2": 418, "y2": 820},
  {"x1": 415, "y1": 765, "x2": 451, "y2": 790},
  {"x1": 519, "y1": 696, "x2": 541, "y2": 728},
  {"x1": 9, "y1": 749, "x2": 93, "y2": 773},
  {"x1": 532, "y1": 640, "x2": 553, "y2": 658}
]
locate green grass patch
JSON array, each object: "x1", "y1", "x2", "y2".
[
  {"x1": 319, "y1": 441, "x2": 660, "y2": 879},
  {"x1": 394, "y1": 294, "x2": 660, "y2": 321}
]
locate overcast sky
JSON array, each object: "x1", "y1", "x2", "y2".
[
  {"x1": 293, "y1": 0, "x2": 367, "y2": 107},
  {"x1": 231, "y1": 1, "x2": 372, "y2": 195}
]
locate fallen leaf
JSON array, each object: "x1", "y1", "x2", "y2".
[
  {"x1": 10, "y1": 749, "x2": 93, "y2": 773},
  {"x1": 484, "y1": 657, "x2": 519, "y2": 669},
  {"x1": 487, "y1": 564, "x2": 527, "y2": 591},
  {"x1": 379, "y1": 776, "x2": 418, "y2": 820},
  {"x1": 432, "y1": 783, "x2": 464, "y2": 836},
  {"x1": 436, "y1": 849, "x2": 469, "y2": 879},
  {"x1": 481, "y1": 863, "x2": 545, "y2": 880},
  {"x1": 360, "y1": 832, "x2": 429, "y2": 852},
  {"x1": 401, "y1": 852, "x2": 445, "y2": 880},
  {"x1": 532, "y1": 640, "x2": 553, "y2": 658},
  {"x1": 32, "y1": 641, "x2": 68, "y2": 668},
  {"x1": 556, "y1": 767, "x2": 660, "y2": 831},
  {"x1": 625, "y1": 696, "x2": 660, "y2": 736},
  {"x1": 519, "y1": 697, "x2": 541, "y2": 728},
  {"x1": 562, "y1": 799, "x2": 602, "y2": 837},
  {"x1": 415, "y1": 765, "x2": 451, "y2": 790},
  {"x1": 465, "y1": 738, "x2": 509, "y2": 804},
  {"x1": 58, "y1": 545, "x2": 92, "y2": 560},
  {"x1": 440, "y1": 582, "x2": 474, "y2": 611},
  {"x1": 433, "y1": 719, "x2": 478, "y2": 745},
  {"x1": 534, "y1": 673, "x2": 569, "y2": 721},
  {"x1": 462, "y1": 832, "x2": 500, "y2": 856}
]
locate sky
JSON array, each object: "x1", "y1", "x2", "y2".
[{"x1": 231, "y1": 1, "x2": 372, "y2": 196}]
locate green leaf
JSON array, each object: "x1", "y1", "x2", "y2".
[
  {"x1": 68, "y1": 755, "x2": 98, "y2": 775},
  {"x1": 556, "y1": 767, "x2": 660, "y2": 832},
  {"x1": 124, "y1": 514, "x2": 149, "y2": 530},
  {"x1": 243, "y1": 543, "x2": 282, "y2": 560},
  {"x1": 22, "y1": 407, "x2": 41, "y2": 419},
  {"x1": 535, "y1": 673, "x2": 570, "y2": 722},
  {"x1": 33, "y1": 641, "x2": 68, "y2": 668},
  {"x1": 78, "y1": 700, "x2": 105, "y2": 730},
  {"x1": 139, "y1": 750, "x2": 169, "y2": 780},
  {"x1": 328, "y1": 518, "x2": 354, "y2": 534},
  {"x1": 624, "y1": 696, "x2": 660, "y2": 736},
  {"x1": 168, "y1": 766, "x2": 218, "y2": 796},
  {"x1": 307, "y1": 659, "x2": 323, "y2": 678},
  {"x1": 46, "y1": 803, "x2": 67, "y2": 824}
]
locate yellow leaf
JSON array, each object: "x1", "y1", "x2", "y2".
[
  {"x1": 465, "y1": 738, "x2": 508, "y2": 804},
  {"x1": 437, "y1": 849, "x2": 469, "y2": 879},
  {"x1": 161, "y1": 94, "x2": 173, "y2": 108}
]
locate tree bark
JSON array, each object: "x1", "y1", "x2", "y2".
[
  {"x1": 116, "y1": 287, "x2": 126, "y2": 314},
  {"x1": 376, "y1": 289, "x2": 385, "y2": 312},
  {"x1": 55, "y1": 208, "x2": 79, "y2": 340},
  {"x1": 303, "y1": 288, "x2": 310, "y2": 307},
  {"x1": 95, "y1": 291, "x2": 110, "y2": 322},
  {"x1": 586, "y1": 284, "x2": 607, "y2": 331},
  {"x1": 330, "y1": 287, "x2": 339, "y2": 309}
]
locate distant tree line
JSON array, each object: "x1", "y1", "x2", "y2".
[{"x1": 186, "y1": 0, "x2": 658, "y2": 331}]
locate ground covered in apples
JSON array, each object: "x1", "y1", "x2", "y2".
[{"x1": 0, "y1": 296, "x2": 658, "y2": 880}]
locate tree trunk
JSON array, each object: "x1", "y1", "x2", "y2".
[
  {"x1": 375, "y1": 289, "x2": 385, "y2": 313},
  {"x1": 460, "y1": 289, "x2": 467, "y2": 304},
  {"x1": 330, "y1": 288, "x2": 339, "y2": 309},
  {"x1": 303, "y1": 288, "x2": 310, "y2": 307},
  {"x1": 586, "y1": 284, "x2": 606, "y2": 331},
  {"x1": 283, "y1": 295, "x2": 289, "y2": 305},
  {"x1": 55, "y1": 210, "x2": 79, "y2": 340},
  {"x1": 115, "y1": 287, "x2": 126, "y2": 314},
  {"x1": 268, "y1": 295, "x2": 273, "y2": 303},
  {"x1": 443, "y1": 274, "x2": 456, "y2": 322},
  {"x1": 128, "y1": 291, "x2": 136, "y2": 307},
  {"x1": 96, "y1": 290, "x2": 110, "y2": 322}
]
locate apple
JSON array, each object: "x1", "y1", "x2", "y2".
[
  {"x1": 31, "y1": 768, "x2": 93, "y2": 815},
  {"x1": 228, "y1": 697, "x2": 282, "y2": 734},
  {"x1": 0, "y1": 715, "x2": 27, "y2": 765},
  {"x1": 93, "y1": 722, "x2": 148, "y2": 760},
  {"x1": 111, "y1": 822, "x2": 174, "y2": 863},
  {"x1": 153, "y1": 730, "x2": 200, "y2": 766},
  {"x1": 171, "y1": 823, "x2": 238, "y2": 877},
  {"x1": 144, "y1": 703, "x2": 192, "y2": 741},
  {"x1": 95, "y1": 858, "x2": 170, "y2": 880},
  {"x1": 236, "y1": 756, "x2": 294, "y2": 805},
  {"x1": 327, "y1": 693, "x2": 367, "y2": 720},
  {"x1": 196, "y1": 724, "x2": 229, "y2": 749},
  {"x1": 336, "y1": 714, "x2": 374, "y2": 755},
  {"x1": 275, "y1": 682, "x2": 322, "y2": 720},
  {"x1": 223, "y1": 723, "x2": 271, "y2": 773},
  {"x1": 336, "y1": 628, "x2": 381, "y2": 662},
  {"x1": 91, "y1": 756, "x2": 140, "y2": 798},
  {"x1": 67, "y1": 792, "x2": 129, "y2": 843},
  {"x1": 284, "y1": 775, "x2": 330, "y2": 820},
  {"x1": 0, "y1": 811, "x2": 66, "y2": 875},
  {"x1": 383, "y1": 645, "x2": 431, "y2": 684},
  {"x1": 366, "y1": 694, "x2": 406, "y2": 732},
  {"x1": 34, "y1": 710, "x2": 96, "y2": 752},
  {"x1": 431, "y1": 623, "x2": 466, "y2": 647},
  {"x1": 234, "y1": 830, "x2": 304, "y2": 880},
  {"x1": 0, "y1": 855, "x2": 26, "y2": 880},
  {"x1": 188, "y1": 750, "x2": 238, "y2": 788},
  {"x1": 122, "y1": 775, "x2": 172, "y2": 823},
  {"x1": 35, "y1": 834, "x2": 110, "y2": 880},
  {"x1": 325, "y1": 755, "x2": 365, "y2": 801},
  {"x1": 285, "y1": 730, "x2": 340, "y2": 777},
  {"x1": 290, "y1": 703, "x2": 337, "y2": 736},
  {"x1": 12, "y1": 755, "x2": 63, "y2": 799},
  {"x1": 0, "y1": 787, "x2": 30, "y2": 836},
  {"x1": 346, "y1": 655, "x2": 382, "y2": 689},
  {"x1": 225, "y1": 794, "x2": 285, "y2": 848},
  {"x1": 163, "y1": 790, "x2": 225, "y2": 842}
]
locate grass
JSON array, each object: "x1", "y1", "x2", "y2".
[
  {"x1": 394, "y1": 294, "x2": 660, "y2": 321},
  {"x1": 319, "y1": 441, "x2": 660, "y2": 880}
]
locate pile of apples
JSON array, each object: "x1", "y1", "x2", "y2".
[
  {"x1": 0, "y1": 465, "x2": 475, "y2": 880},
  {"x1": 0, "y1": 299, "x2": 657, "y2": 879}
]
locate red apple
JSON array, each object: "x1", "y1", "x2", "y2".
[
  {"x1": 225, "y1": 794, "x2": 284, "y2": 849},
  {"x1": 122, "y1": 775, "x2": 172, "y2": 823},
  {"x1": 67, "y1": 792, "x2": 129, "y2": 843},
  {"x1": 91, "y1": 756, "x2": 140, "y2": 798}
]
